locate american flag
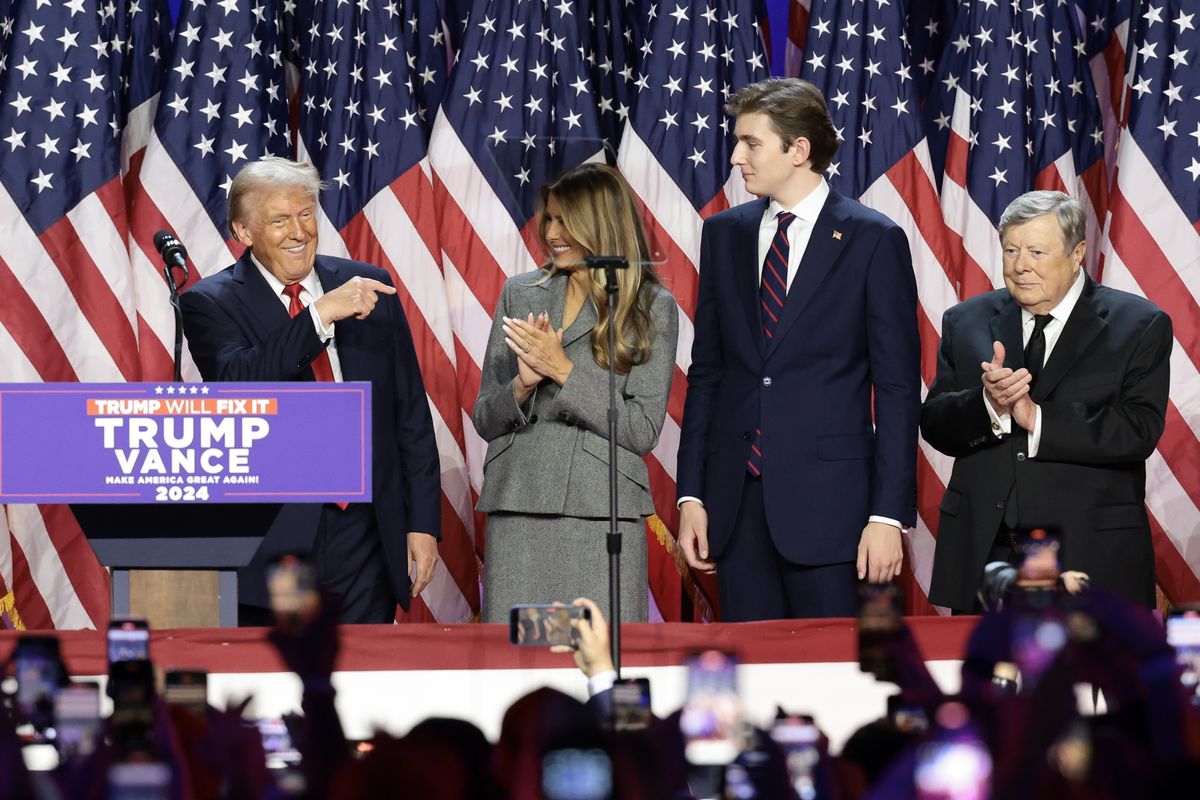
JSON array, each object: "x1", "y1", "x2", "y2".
[
  {"x1": 0, "y1": 0, "x2": 176, "y2": 629},
  {"x1": 1098, "y1": 0, "x2": 1200, "y2": 605},
  {"x1": 924, "y1": 0, "x2": 1109, "y2": 291},
  {"x1": 615, "y1": 0, "x2": 769, "y2": 620},
  {"x1": 427, "y1": 0, "x2": 639, "y2": 618},
  {"x1": 286, "y1": 0, "x2": 477, "y2": 623},
  {"x1": 798, "y1": 0, "x2": 954, "y2": 614}
]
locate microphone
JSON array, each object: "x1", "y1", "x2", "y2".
[{"x1": 154, "y1": 230, "x2": 189, "y2": 278}]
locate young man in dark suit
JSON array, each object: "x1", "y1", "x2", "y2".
[
  {"x1": 181, "y1": 156, "x2": 440, "y2": 623},
  {"x1": 923, "y1": 191, "x2": 1171, "y2": 611},
  {"x1": 676, "y1": 79, "x2": 922, "y2": 620}
]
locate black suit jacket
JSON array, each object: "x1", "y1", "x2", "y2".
[
  {"x1": 180, "y1": 252, "x2": 440, "y2": 610},
  {"x1": 922, "y1": 277, "x2": 1171, "y2": 610},
  {"x1": 677, "y1": 192, "x2": 922, "y2": 564}
]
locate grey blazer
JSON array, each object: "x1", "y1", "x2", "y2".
[{"x1": 472, "y1": 269, "x2": 679, "y2": 519}]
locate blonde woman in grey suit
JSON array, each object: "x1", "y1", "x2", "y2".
[{"x1": 472, "y1": 163, "x2": 679, "y2": 624}]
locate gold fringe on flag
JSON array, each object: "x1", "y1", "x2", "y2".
[
  {"x1": 0, "y1": 590, "x2": 24, "y2": 631},
  {"x1": 647, "y1": 514, "x2": 715, "y2": 622}
]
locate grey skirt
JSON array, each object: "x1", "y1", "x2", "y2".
[{"x1": 482, "y1": 513, "x2": 648, "y2": 624}]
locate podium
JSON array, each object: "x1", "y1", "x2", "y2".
[
  {"x1": 1, "y1": 382, "x2": 372, "y2": 629},
  {"x1": 71, "y1": 504, "x2": 282, "y2": 627}
]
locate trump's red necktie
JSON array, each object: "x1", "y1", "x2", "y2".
[{"x1": 282, "y1": 283, "x2": 336, "y2": 383}]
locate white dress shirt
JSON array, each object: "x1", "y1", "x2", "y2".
[
  {"x1": 758, "y1": 179, "x2": 830, "y2": 290},
  {"x1": 985, "y1": 268, "x2": 1086, "y2": 457},
  {"x1": 251, "y1": 255, "x2": 344, "y2": 382}
]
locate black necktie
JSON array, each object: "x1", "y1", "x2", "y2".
[{"x1": 1024, "y1": 314, "x2": 1052, "y2": 384}]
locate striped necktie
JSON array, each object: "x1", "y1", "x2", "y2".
[{"x1": 747, "y1": 211, "x2": 797, "y2": 477}]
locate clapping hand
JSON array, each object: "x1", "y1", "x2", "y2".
[{"x1": 503, "y1": 312, "x2": 572, "y2": 385}]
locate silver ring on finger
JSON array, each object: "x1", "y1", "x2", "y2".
[{"x1": 523, "y1": 343, "x2": 531, "y2": 353}]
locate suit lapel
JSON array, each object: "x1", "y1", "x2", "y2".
[
  {"x1": 1034, "y1": 278, "x2": 1107, "y2": 400},
  {"x1": 767, "y1": 192, "x2": 851, "y2": 356},
  {"x1": 231, "y1": 252, "x2": 291, "y2": 340},
  {"x1": 733, "y1": 199, "x2": 769, "y2": 358},
  {"x1": 988, "y1": 296, "x2": 1024, "y2": 373}
]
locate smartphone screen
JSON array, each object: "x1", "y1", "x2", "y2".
[
  {"x1": 107, "y1": 618, "x2": 149, "y2": 665},
  {"x1": 679, "y1": 650, "x2": 742, "y2": 766},
  {"x1": 508, "y1": 604, "x2": 590, "y2": 647},
  {"x1": 267, "y1": 555, "x2": 319, "y2": 632},
  {"x1": 914, "y1": 739, "x2": 992, "y2": 800},
  {"x1": 109, "y1": 659, "x2": 156, "y2": 758},
  {"x1": 1015, "y1": 529, "x2": 1061, "y2": 589},
  {"x1": 771, "y1": 716, "x2": 822, "y2": 800},
  {"x1": 1167, "y1": 606, "x2": 1200, "y2": 695},
  {"x1": 256, "y1": 718, "x2": 302, "y2": 770},
  {"x1": 858, "y1": 582, "x2": 903, "y2": 683},
  {"x1": 15, "y1": 636, "x2": 62, "y2": 733},
  {"x1": 611, "y1": 677, "x2": 652, "y2": 732},
  {"x1": 163, "y1": 670, "x2": 208, "y2": 716},
  {"x1": 108, "y1": 762, "x2": 171, "y2": 800},
  {"x1": 54, "y1": 682, "x2": 101, "y2": 759},
  {"x1": 542, "y1": 748, "x2": 613, "y2": 800}
]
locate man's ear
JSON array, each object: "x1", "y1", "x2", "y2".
[
  {"x1": 230, "y1": 218, "x2": 252, "y2": 247},
  {"x1": 1072, "y1": 240, "x2": 1086, "y2": 269},
  {"x1": 791, "y1": 136, "x2": 812, "y2": 168}
]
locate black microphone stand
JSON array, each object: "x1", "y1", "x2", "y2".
[
  {"x1": 586, "y1": 255, "x2": 628, "y2": 677},
  {"x1": 161, "y1": 260, "x2": 185, "y2": 382}
]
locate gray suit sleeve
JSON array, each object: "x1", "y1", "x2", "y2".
[
  {"x1": 472, "y1": 281, "x2": 533, "y2": 441},
  {"x1": 549, "y1": 289, "x2": 679, "y2": 456}
]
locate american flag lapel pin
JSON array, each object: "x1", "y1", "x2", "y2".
[{"x1": 832, "y1": 230, "x2": 842, "y2": 240}]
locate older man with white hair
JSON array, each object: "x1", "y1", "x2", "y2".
[
  {"x1": 181, "y1": 156, "x2": 440, "y2": 623},
  {"x1": 922, "y1": 190, "x2": 1172, "y2": 612}
]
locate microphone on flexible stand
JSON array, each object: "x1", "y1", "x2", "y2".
[{"x1": 154, "y1": 230, "x2": 189, "y2": 382}]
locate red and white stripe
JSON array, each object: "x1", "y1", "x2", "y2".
[
  {"x1": 861, "y1": 142, "x2": 957, "y2": 615},
  {"x1": 784, "y1": 1, "x2": 812, "y2": 78},
  {"x1": 1100, "y1": 133, "x2": 1200, "y2": 603}
]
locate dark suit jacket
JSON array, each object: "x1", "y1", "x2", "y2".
[
  {"x1": 676, "y1": 191, "x2": 922, "y2": 565},
  {"x1": 922, "y1": 277, "x2": 1172, "y2": 610},
  {"x1": 179, "y1": 251, "x2": 440, "y2": 611}
]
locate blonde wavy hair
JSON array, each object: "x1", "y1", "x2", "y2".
[{"x1": 537, "y1": 163, "x2": 664, "y2": 374}]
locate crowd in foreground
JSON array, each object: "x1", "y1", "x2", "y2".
[{"x1": 3, "y1": 577, "x2": 1200, "y2": 799}]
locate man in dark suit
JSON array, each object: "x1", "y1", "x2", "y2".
[
  {"x1": 181, "y1": 156, "x2": 440, "y2": 623},
  {"x1": 923, "y1": 190, "x2": 1171, "y2": 611},
  {"x1": 676, "y1": 79, "x2": 922, "y2": 620}
]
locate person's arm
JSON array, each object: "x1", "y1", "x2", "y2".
[
  {"x1": 1035, "y1": 311, "x2": 1172, "y2": 464},
  {"x1": 181, "y1": 286, "x2": 327, "y2": 382},
  {"x1": 863, "y1": 224, "x2": 922, "y2": 526},
  {"x1": 921, "y1": 306, "x2": 1011, "y2": 458},
  {"x1": 676, "y1": 220, "x2": 723, "y2": 501},
  {"x1": 547, "y1": 289, "x2": 680, "y2": 455},
  {"x1": 471, "y1": 281, "x2": 539, "y2": 441}
]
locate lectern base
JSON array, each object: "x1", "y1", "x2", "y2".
[{"x1": 110, "y1": 569, "x2": 239, "y2": 628}]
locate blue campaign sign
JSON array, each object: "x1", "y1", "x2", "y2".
[{"x1": 0, "y1": 383, "x2": 372, "y2": 504}]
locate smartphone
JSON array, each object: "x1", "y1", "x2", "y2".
[
  {"x1": 1167, "y1": 605, "x2": 1200, "y2": 696},
  {"x1": 256, "y1": 718, "x2": 302, "y2": 770},
  {"x1": 886, "y1": 694, "x2": 930, "y2": 733},
  {"x1": 107, "y1": 762, "x2": 171, "y2": 800},
  {"x1": 163, "y1": 670, "x2": 208, "y2": 716},
  {"x1": 1015, "y1": 528, "x2": 1061, "y2": 590},
  {"x1": 14, "y1": 636, "x2": 62, "y2": 734},
  {"x1": 770, "y1": 715, "x2": 822, "y2": 800},
  {"x1": 108, "y1": 659, "x2": 156, "y2": 758},
  {"x1": 267, "y1": 555, "x2": 320, "y2": 632},
  {"x1": 611, "y1": 677, "x2": 652, "y2": 732},
  {"x1": 679, "y1": 650, "x2": 743, "y2": 766},
  {"x1": 541, "y1": 748, "x2": 613, "y2": 800},
  {"x1": 107, "y1": 618, "x2": 150, "y2": 665},
  {"x1": 54, "y1": 682, "x2": 102, "y2": 759},
  {"x1": 858, "y1": 582, "x2": 903, "y2": 683},
  {"x1": 508, "y1": 604, "x2": 591, "y2": 647},
  {"x1": 914, "y1": 738, "x2": 992, "y2": 800}
]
